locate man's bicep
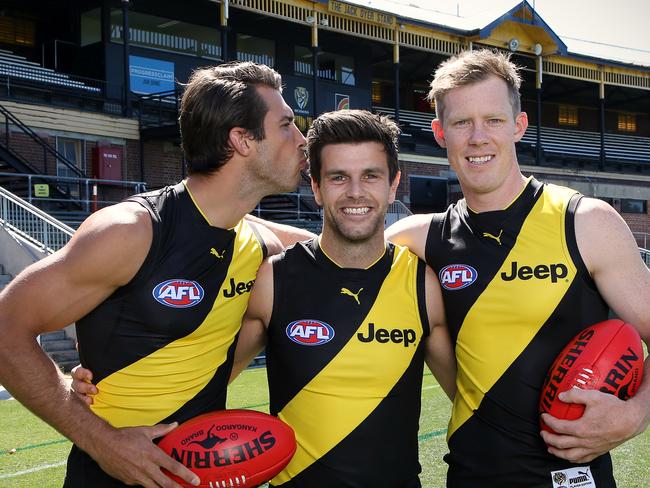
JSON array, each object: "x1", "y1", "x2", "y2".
[
  {"x1": 576, "y1": 199, "x2": 650, "y2": 340},
  {"x1": 423, "y1": 265, "x2": 456, "y2": 401},
  {"x1": 231, "y1": 260, "x2": 274, "y2": 381},
  {"x1": 0, "y1": 204, "x2": 152, "y2": 334}
]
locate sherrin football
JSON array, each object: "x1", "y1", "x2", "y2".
[
  {"x1": 158, "y1": 409, "x2": 296, "y2": 487},
  {"x1": 539, "y1": 319, "x2": 644, "y2": 434}
]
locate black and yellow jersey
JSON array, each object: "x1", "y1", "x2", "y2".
[
  {"x1": 266, "y1": 239, "x2": 428, "y2": 488},
  {"x1": 425, "y1": 177, "x2": 614, "y2": 487},
  {"x1": 75, "y1": 182, "x2": 266, "y2": 428}
]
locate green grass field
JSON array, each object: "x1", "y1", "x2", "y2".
[{"x1": 1, "y1": 368, "x2": 649, "y2": 487}]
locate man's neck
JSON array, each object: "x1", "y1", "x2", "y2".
[
  {"x1": 318, "y1": 233, "x2": 387, "y2": 269},
  {"x1": 185, "y1": 169, "x2": 262, "y2": 229},
  {"x1": 465, "y1": 173, "x2": 529, "y2": 213}
]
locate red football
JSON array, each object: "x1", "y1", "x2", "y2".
[
  {"x1": 540, "y1": 319, "x2": 644, "y2": 434},
  {"x1": 158, "y1": 409, "x2": 296, "y2": 487}
]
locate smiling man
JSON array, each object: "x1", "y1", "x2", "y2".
[
  {"x1": 386, "y1": 49, "x2": 650, "y2": 487},
  {"x1": 232, "y1": 109, "x2": 456, "y2": 487}
]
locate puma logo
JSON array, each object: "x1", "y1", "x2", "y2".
[
  {"x1": 341, "y1": 287, "x2": 363, "y2": 305},
  {"x1": 210, "y1": 248, "x2": 226, "y2": 259},
  {"x1": 482, "y1": 229, "x2": 503, "y2": 245}
]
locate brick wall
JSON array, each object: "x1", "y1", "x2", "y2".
[{"x1": 141, "y1": 141, "x2": 184, "y2": 188}]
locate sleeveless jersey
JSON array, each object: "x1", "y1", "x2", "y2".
[
  {"x1": 266, "y1": 239, "x2": 429, "y2": 488},
  {"x1": 76, "y1": 182, "x2": 266, "y2": 428},
  {"x1": 424, "y1": 177, "x2": 614, "y2": 487}
]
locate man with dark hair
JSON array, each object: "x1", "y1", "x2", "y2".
[
  {"x1": 180, "y1": 63, "x2": 282, "y2": 173},
  {"x1": 0, "y1": 61, "x2": 310, "y2": 487},
  {"x1": 387, "y1": 49, "x2": 650, "y2": 487},
  {"x1": 232, "y1": 109, "x2": 456, "y2": 487}
]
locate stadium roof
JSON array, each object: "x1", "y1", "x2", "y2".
[{"x1": 331, "y1": 0, "x2": 650, "y2": 70}]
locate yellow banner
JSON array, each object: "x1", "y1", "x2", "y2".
[{"x1": 328, "y1": 1, "x2": 395, "y2": 26}]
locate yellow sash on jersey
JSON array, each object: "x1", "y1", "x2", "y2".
[
  {"x1": 448, "y1": 185, "x2": 578, "y2": 439},
  {"x1": 91, "y1": 220, "x2": 263, "y2": 427},
  {"x1": 272, "y1": 246, "x2": 423, "y2": 485}
]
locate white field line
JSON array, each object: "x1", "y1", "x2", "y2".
[
  {"x1": 0, "y1": 460, "x2": 67, "y2": 479},
  {"x1": 422, "y1": 384, "x2": 440, "y2": 390}
]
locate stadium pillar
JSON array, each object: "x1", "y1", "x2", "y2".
[
  {"x1": 535, "y1": 54, "x2": 542, "y2": 165},
  {"x1": 393, "y1": 27, "x2": 400, "y2": 124},
  {"x1": 311, "y1": 11, "x2": 319, "y2": 117},
  {"x1": 121, "y1": 0, "x2": 132, "y2": 117},
  {"x1": 220, "y1": 0, "x2": 229, "y2": 62},
  {"x1": 599, "y1": 70, "x2": 606, "y2": 171}
]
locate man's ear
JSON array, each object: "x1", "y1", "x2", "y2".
[
  {"x1": 228, "y1": 127, "x2": 253, "y2": 156},
  {"x1": 514, "y1": 111, "x2": 528, "y2": 142},
  {"x1": 432, "y1": 119, "x2": 446, "y2": 148}
]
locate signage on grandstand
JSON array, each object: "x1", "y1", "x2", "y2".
[
  {"x1": 328, "y1": 1, "x2": 395, "y2": 26},
  {"x1": 129, "y1": 55, "x2": 175, "y2": 94},
  {"x1": 335, "y1": 94, "x2": 350, "y2": 110},
  {"x1": 294, "y1": 86, "x2": 309, "y2": 111}
]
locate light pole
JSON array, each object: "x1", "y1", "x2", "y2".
[{"x1": 122, "y1": 0, "x2": 132, "y2": 117}]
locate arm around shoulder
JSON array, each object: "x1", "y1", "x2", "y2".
[
  {"x1": 385, "y1": 214, "x2": 432, "y2": 261},
  {"x1": 246, "y1": 214, "x2": 316, "y2": 251}
]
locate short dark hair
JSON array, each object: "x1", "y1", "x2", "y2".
[
  {"x1": 428, "y1": 49, "x2": 522, "y2": 121},
  {"x1": 307, "y1": 110, "x2": 400, "y2": 185},
  {"x1": 179, "y1": 62, "x2": 282, "y2": 174}
]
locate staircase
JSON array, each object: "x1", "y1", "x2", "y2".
[
  {"x1": 0, "y1": 103, "x2": 87, "y2": 215},
  {"x1": 0, "y1": 264, "x2": 10, "y2": 291},
  {"x1": 0, "y1": 186, "x2": 78, "y2": 371},
  {"x1": 39, "y1": 330, "x2": 79, "y2": 373}
]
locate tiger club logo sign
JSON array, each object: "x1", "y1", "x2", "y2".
[{"x1": 294, "y1": 86, "x2": 309, "y2": 110}]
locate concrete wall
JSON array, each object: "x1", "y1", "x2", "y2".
[{"x1": 0, "y1": 226, "x2": 77, "y2": 341}]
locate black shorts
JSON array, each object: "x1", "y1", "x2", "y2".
[{"x1": 63, "y1": 445, "x2": 129, "y2": 488}]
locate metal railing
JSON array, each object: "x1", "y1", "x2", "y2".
[
  {"x1": 640, "y1": 248, "x2": 650, "y2": 267},
  {"x1": 253, "y1": 191, "x2": 321, "y2": 221},
  {"x1": 385, "y1": 200, "x2": 413, "y2": 227},
  {"x1": 0, "y1": 185, "x2": 74, "y2": 253},
  {"x1": 0, "y1": 172, "x2": 147, "y2": 213},
  {"x1": 633, "y1": 232, "x2": 650, "y2": 250},
  {"x1": 137, "y1": 89, "x2": 180, "y2": 130},
  {"x1": 0, "y1": 102, "x2": 84, "y2": 178}
]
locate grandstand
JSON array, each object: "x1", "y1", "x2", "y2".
[{"x1": 0, "y1": 0, "x2": 649, "y2": 369}]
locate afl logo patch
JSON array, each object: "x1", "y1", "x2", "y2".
[
  {"x1": 439, "y1": 264, "x2": 478, "y2": 291},
  {"x1": 286, "y1": 319, "x2": 335, "y2": 346},
  {"x1": 153, "y1": 279, "x2": 204, "y2": 308}
]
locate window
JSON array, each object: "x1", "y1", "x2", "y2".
[
  {"x1": 620, "y1": 199, "x2": 647, "y2": 214},
  {"x1": 371, "y1": 82, "x2": 382, "y2": 104},
  {"x1": 294, "y1": 47, "x2": 355, "y2": 86},
  {"x1": 237, "y1": 34, "x2": 274, "y2": 67},
  {"x1": 618, "y1": 113, "x2": 636, "y2": 132},
  {"x1": 81, "y1": 9, "x2": 101, "y2": 46},
  {"x1": 294, "y1": 115, "x2": 313, "y2": 133},
  {"x1": 56, "y1": 138, "x2": 83, "y2": 198},
  {"x1": 294, "y1": 46, "x2": 313, "y2": 76},
  {"x1": 558, "y1": 105, "x2": 578, "y2": 126},
  {"x1": 0, "y1": 16, "x2": 35, "y2": 47},
  {"x1": 110, "y1": 11, "x2": 221, "y2": 59},
  {"x1": 414, "y1": 88, "x2": 434, "y2": 113}
]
